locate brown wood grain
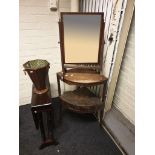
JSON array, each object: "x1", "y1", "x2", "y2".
[
  {"x1": 59, "y1": 12, "x2": 105, "y2": 72},
  {"x1": 57, "y1": 71, "x2": 107, "y2": 86}
]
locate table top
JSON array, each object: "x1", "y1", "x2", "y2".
[{"x1": 57, "y1": 71, "x2": 108, "y2": 86}]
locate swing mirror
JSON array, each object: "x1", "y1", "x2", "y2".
[{"x1": 59, "y1": 13, "x2": 104, "y2": 68}]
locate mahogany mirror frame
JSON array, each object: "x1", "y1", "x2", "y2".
[{"x1": 58, "y1": 12, "x2": 105, "y2": 73}]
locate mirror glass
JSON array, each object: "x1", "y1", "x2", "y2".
[{"x1": 63, "y1": 14, "x2": 101, "y2": 63}]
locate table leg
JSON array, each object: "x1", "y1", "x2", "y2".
[
  {"x1": 38, "y1": 112, "x2": 46, "y2": 143},
  {"x1": 57, "y1": 73, "x2": 61, "y2": 96},
  {"x1": 47, "y1": 110, "x2": 58, "y2": 145},
  {"x1": 38, "y1": 110, "x2": 58, "y2": 149},
  {"x1": 31, "y1": 109, "x2": 39, "y2": 129}
]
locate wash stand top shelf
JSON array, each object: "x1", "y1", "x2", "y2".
[{"x1": 57, "y1": 71, "x2": 108, "y2": 86}]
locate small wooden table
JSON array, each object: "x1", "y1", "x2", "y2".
[
  {"x1": 31, "y1": 80, "x2": 58, "y2": 149},
  {"x1": 57, "y1": 71, "x2": 108, "y2": 124}
]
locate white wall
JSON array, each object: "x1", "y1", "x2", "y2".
[
  {"x1": 113, "y1": 15, "x2": 135, "y2": 124},
  {"x1": 19, "y1": 0, "x2": 71, "y2": 105}
]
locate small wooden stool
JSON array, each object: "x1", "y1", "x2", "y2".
[{"x1": 31, "y1": 83, "x2": 58, "y2": 149}]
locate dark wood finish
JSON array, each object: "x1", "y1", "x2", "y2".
[
  {"x1": 23, "y1": 62, "x2": 50, "y2": 93},
  {"x1": 57, "y1": 71, "x2": 107, "y2": 86},
  {"x1": 64, "y1": 64, "x2": 101, "y2": 70},
  {"x1": 60, "y1": 87, "x2": 103, "y2": 113},
  {"x1": 31, "y1": 85, "x2": 51, "y2": 107},
  {"x1": 31, "y1": 100, "x2": 58, "y2": 146},
  {"x1": 99, "y1": 17, "x2": 105, "y2": 71},
  {"x1": 64, "y1": 73, "x2": 107, "y2": 85},
  {"x1": 38, "y1": 112, "x2": 46, "y2": 142},
  {"x1": 57, "y1": 70, "x2": 108, "y2": 121},
  {"x1": 58, "y1": 21, "x2": 65, "y2": 73},
  {"x1": 57, "y1": 13, "x2": 108, "y2": 125},
  {"x1": 64, "y1": 68, "x2": 99, "y2": 73},
  {"x1": 23, "y1": 59, "x2": 58, "y2": 149},
  {"x1": 37, "y1": 110, "x2": 58, "y2": 150},
  {"x1": 57, "y1": 73, "x2": 61, "y2": 96},
  {"x1": 59, "y1": 12, "x2": 105, "y2": 72},
  {"x1": 31, "y1": 75, "x2": 58, "y2": 149},
  {"x1": 31, "y1": 73, "x2": 51, "y2": 107},
  {"x1": 31, "y1": 109, "x2": 39, "y2": 129}
]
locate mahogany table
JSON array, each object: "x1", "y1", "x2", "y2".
[{"x1": 31, "y1": 80, "x2": 58, "y2": 149}]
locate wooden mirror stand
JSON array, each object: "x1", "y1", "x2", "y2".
[{"x1": 57, "y1": 13, "x2": 108, "y2": 124}]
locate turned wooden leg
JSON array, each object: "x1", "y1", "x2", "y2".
[
  {"x1": 38, "y1": 112, "x2": 49, "y2": 149},
  {"x1": 57, "y1": 73, "x2": 61, "y2": 96},
  {"x1": 31, "y1": 109, "x2": 39, "y2": 129},
  {"x1": 47, "y1": 110, "x2": 58, "y2": 145},
  {"x1": 47, "y1": 110, "x2": 53, "y2": 137},
  {"x1": 38, "y1": 112, "x2": 46, "y2": 143},
  {"x1": 38, "y1": 110, "x2": 58, "y2": 150}
]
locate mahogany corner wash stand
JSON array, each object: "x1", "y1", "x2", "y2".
[
  {"x1": 57, "y1": 70, "x2": 108, "y2": 124},
  {"x1": 57, "y1": 13, "x2": 108, "y2": 123}
]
